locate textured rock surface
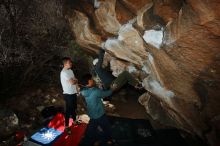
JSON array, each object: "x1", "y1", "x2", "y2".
[
  {"x1": 94, "y1": 0, "x2": 121, "y2": 35},
  {"x1": 0, "y1": 109, "x2": 19, "y2": 138},
  {"x1": 65, "y1": 0, "x2": 220, "y2": 144},
  {"x1": 68, "y1": 10, "x2": 102, "y2": 53}
]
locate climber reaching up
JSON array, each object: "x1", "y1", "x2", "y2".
[
  {"x1": 79, "y1": 74, "x2": 114, "y2": 146},
  {"x1": 93, "y1": 45, "x2": 142, "y2": 94}
]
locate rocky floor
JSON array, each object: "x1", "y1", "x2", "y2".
[
  {"x1": 0, "y1": 85, "x2": 63, "y2": 146},
  {"x1": 0, "y1": 85, "x2": 151, "y2": 146},
  {"x1": 0, "y1": 84, "x2": 208, "y2": 146}
]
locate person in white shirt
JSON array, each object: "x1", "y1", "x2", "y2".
[{"x1": 60, "y1": 57, "x2": 78, "y2": 134}]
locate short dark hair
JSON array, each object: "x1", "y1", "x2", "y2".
[
  {"x1": 81, "y1": 74, "x2": 92, "y2": 86},
  {"x1": 62, "y1": 57, "x2": 72, "y2": 64}
]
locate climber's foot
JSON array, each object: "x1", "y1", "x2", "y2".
[{"x1": 64, "y1": 127, "x2": 71, "y2": 135}]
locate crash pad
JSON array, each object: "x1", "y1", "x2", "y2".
[
  {"x1": 48, "y1": 113, "x2": 87, "y2": 146},
  {"x1": 29, "y1": 127, "x2": 62, "y2": 146},
  {"x1": 53, "y1": 123, "x2": 87, "y2": 146}
]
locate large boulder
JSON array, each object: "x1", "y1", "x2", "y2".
[{"x1": 64, "y1": 0, "x2": 220, "y2": 144}]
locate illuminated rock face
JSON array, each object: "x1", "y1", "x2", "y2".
[{"x1": 65, "y1": 0, "x2": 220, "y2": 143}]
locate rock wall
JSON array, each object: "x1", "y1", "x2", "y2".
[{"x1": 64, "y1": 0, "x2": 220, "y2": 144}]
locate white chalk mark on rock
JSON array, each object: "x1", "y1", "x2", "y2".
[{"x1": 143, "y1": 29, "x2": 163, "y2": 49}]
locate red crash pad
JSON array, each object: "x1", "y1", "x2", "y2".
[
  {"x1": 53, "y1": 124, "x2": 87, "y2": 146},
  {"x1": 48, "y1": 113, "x2": 73, "y2": 132},
  {"x1": 48, "y1": 113, "x2": 87, "y2": 146}
]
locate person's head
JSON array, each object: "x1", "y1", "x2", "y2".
[
  {"x1": 62, "y1": 57, "x2": 73, "y2": 69},
  {"x1": 82, "y1": 74, "x2": 95, "y2": 87},
  {"x1": 93, "y1": 58, "x2": 99, "y2": 66}
]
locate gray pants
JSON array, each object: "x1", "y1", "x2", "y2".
[{"x1": 111, "y1": 71, "x2": 138, "y2": 90}]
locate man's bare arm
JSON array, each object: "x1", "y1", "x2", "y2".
[{"x1": 68, "y1": 78, "x2": 78, "y2": 85}]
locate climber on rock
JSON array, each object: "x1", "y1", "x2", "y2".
[
  {"x1": 79, "y1": 73, "x2": 114, "y2": 146},
  {"x1": 93, "y1": 45, "x2": 143, "y2": 94}
]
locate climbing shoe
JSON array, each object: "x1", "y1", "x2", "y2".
[
  {"x1": 75, "y1": 120, "x2": 82, "y2": 125},
  {"x1": 135, "y1": 84, "x2": 143, "y2": 90},
  {"x1": 74, "y1": 115, "x2": 82, "y2": 125},
  {"x1": 64, "y1": 127, "x2": 71, "y2": 135},
  {"x1": 106, "y1": 139, "x2": 118, "y2": 146}
]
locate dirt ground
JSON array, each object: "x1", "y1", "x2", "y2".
[
  {"x1": 0, "y1": 85, "x2": 206, "y2": 146},
  {"x1": 110, "y1": 89, "x2": 148, "y2": 119}
]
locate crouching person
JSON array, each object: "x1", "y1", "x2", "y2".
[{"x1": 79, "y1": 74, "x2": 114, "y2": 146}]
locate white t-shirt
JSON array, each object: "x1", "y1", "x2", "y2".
[{"x1": 60, "y1": 68, "x2": 77, "y2": 94}]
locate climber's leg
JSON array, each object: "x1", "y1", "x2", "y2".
[{"x1": 111, "y1": 71, "x2": 138, "y2": 91}]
